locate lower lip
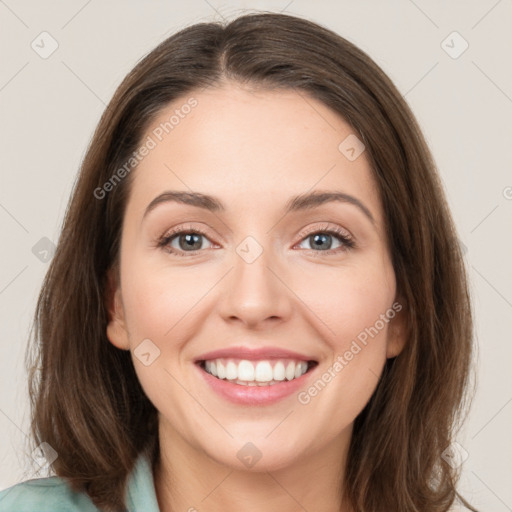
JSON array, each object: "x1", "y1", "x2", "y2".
[{"x1": 195, "y1": 362, "x2": 317, "y2": 406}]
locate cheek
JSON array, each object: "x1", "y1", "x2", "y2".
[
  {"x1": 293, "y1": 259, "x2": 395, "y2": 350},
  {"x1": 120, "y1": 262, "x2": 207, "y2": 342},
  {"x1": 119, "y1": 264, "x2": 204, "y2": 424},
  {"x1": 293, "y1": 263, "x2": 394, "y2": 420},
  {"x1": 118, "y1": 259, "x2": 219, "y2": 404}
]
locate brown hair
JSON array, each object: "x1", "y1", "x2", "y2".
[{"x1": 24, "y1": 11, "x2": 477, "y2": 511}]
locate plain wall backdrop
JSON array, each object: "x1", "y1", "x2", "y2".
[{"x1": 1, "y1": 1, "x2": 511, "y2": 510}]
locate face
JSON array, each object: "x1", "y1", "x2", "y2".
[{"x1": 106, "y1": 81, "x2": 406, "y2": 473}]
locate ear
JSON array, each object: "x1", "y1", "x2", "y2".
[
  {"x1": 385, "y1": 297, "x2": 408, "y2": 359},
  {"x1": 105, "y1": 267, "x2": 130, "y2": 351}
]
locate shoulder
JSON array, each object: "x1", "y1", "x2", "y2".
[
  {"x1": 0, "y1": 476, "x2": 100, "y2": 512},
  {"x1": 0, "y1": 450, "x2": 158, "y2": 512}
]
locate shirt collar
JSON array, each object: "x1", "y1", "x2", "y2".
[{"x1": 125, "y1": 450, "x2": 161, "y2": 511}]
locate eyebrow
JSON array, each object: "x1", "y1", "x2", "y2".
[{"x1": 143, "y1": 190, "x2": 375, "y2": 224}]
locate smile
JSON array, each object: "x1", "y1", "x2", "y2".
[
  {"x1": 195, "y1": 358, "x2": 319, "y2": 405},
  {"x1": 199, "y1": 358, "x2": 317, "y2": 386}
]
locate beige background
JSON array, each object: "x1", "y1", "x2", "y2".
[{"x1": 1, "y1": 1, "x2": 511, "y2": 510}]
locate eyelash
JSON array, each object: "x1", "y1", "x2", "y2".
[{"x1": 156, "y1": 223, "x2": 356, "y2": 257}]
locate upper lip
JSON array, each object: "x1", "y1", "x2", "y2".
[{"x1": 195, "y1": 346, "x2": 317, "y2": 362}]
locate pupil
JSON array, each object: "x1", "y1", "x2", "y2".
[
  {"x1": 180, "y1": 233, "x2": 201, "y2": 250},
  {"x1": 312, "y1": 233, "x2": 331, "y2": 250}
]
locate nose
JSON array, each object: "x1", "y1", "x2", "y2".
[{"x1": 218, "y1": 242, "x2": 293, "y2": 329}]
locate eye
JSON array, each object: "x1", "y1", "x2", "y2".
[
  {"x1": 295, "y1": 224, "x2": 355, "y2": 255},
  {"x1": 156, "y1": 223, "x2": 355, "y2": 257},
  {"x1": 157, "y1": 225, "x2": 215, "y2": 257}
]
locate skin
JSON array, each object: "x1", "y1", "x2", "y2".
[{"x1": 106, "y1": 81, "x2": 407, "y2": 512}]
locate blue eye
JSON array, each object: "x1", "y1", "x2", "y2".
[
  {"x1": 297, "y1": 230, "x2": 355, "y2": 253},
  {"x1": 157, "y1": 225, "x2": 355, "y2": 257},
  {"x1": 158, "y1": 228, "x2": 213, "y2": 256}
]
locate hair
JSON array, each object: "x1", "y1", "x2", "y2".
[{"x1": 24, "y1": 11, "x2": 477, "y2": 512}]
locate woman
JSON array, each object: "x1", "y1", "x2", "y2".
[{"x1": 0, "y1": 11, "x2": 477, "y2": 512}]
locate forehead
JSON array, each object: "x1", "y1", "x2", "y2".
[{"x1": 128, "y1": 83, "x2": 381, "y2": 223}]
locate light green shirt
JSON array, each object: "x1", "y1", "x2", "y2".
[{"x1": 0, "y1": 451, "x2": 160, "y2": 511}]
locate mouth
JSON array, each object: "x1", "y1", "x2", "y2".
[{"x1": 196, "y1": 358, "x2": 319, "y2": 387}]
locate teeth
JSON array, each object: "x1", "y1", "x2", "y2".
[
  {"x1": 226, "y1": 361, "x2": 238, "y2": 380},
  {"x1": 202, "y1": 358, "x2": 310, "y2": 385},
  {"x1": 286, "y1": 361, "x2": 296, "y2": 381},
  {"x1": 238, "y1": 360, "x2": 255, "y2": 381},
  {"x1": 255, "y1": 361, "x2": 273, "y2": 382},
  {"x1": 273, "y1": 361, "x2": 285, "y2": 381},
  {"x1": 216, "y1": 361, "x2": 226, "y2": 379}
]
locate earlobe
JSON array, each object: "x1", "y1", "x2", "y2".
[
  {"x1": 386, "y1": 300, "x2": 408, "y2": 359},
  {"x1": 105, "y1": 268, "x2": 130, "y2": 351}
]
